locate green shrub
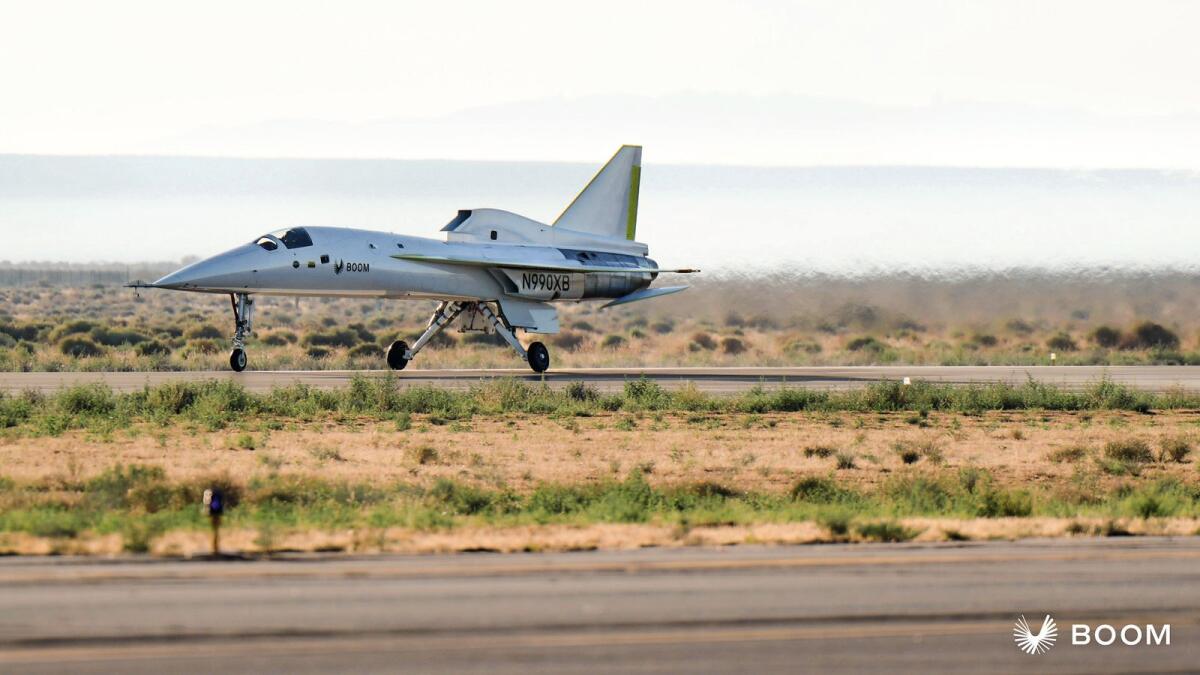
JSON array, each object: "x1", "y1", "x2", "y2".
[
  {"x1": 1048, "y1": 445, "x2": 1089, "y2": 463},
  {"x1": 144, "y1": 382, "x2": 199, "y2": 415},
  {"x1": 529, "y1": 483, "x2": 591, "y2": 515},
  {"x1": 59, "y1": 336, "x2": 104, "y2": 357},
  {"x1": 974, "y1": 487, "x2": 1033, "y2": 518},
  {"x1": 427, "y1": 479, "x2": 496, "y2": 516},
  {"x1": 565, "y1": 381, "x2": 599, "y2": 402},
  {"x1": 1090, "y1": 326, "x2": 1122, "y2": 348},
  {"x1": 260, "y1": 332, "x2": 293, "y2": 346},
  {"x1": 1158, "y1": 436, "x2": 1192, "y2": 463},
  {"x1": 803, "y1": 445, "x2": 836, "y2": 458},
  {"x1": 58, "y1": 384, "x2": 117, "y2": 417},
  {"x1": 884, "y1": 476, "x2": 952, "y2": 513},
  {"x1": 601, "y1": 334, "x2": 626, "y2": 350},
  {"x1": 0, "y1": 393, "x2": 35, "y2": 428},
  {"x1": 121, "y1": 521, "x2": 165, "y2": 553},
  {"x1": 817, "y1": 509, "x2": 853, "y2": 537},
  {"x1": 1006, "y1": 319, "x2": 1034, "y2": 334},
  {"x1": 86, "y1": 464, "x2": 169, "y2": 510},
  {"x1": 184, "y1": 338, "x2": 222, "y2": 356},
  {"x1": 551, "y1": 332, "x2": 585, "y2": 350},
  {"x1": 48, "y1": 320, "x2": 98, "y2": 343},
  {"x1": 790, "y1": 476, "x2": 858, "y2": 504},
  {"x1": 185, "y1": 324, "x2": 223, "y2": 340},
  {"x1": 721, "y1": 337, "x2": 747, "y2": 355},
  {"x1": 1121, "y1": 322, "x2": 1179, "y2": 350},
  {"x1": 135, "y1": 340, "x2": 172, "y2": 356},
  {"x1": 588, "y1": 474, "x2": 656, "y2": 523},
  {"x1": 855, "y1": 521, "x2": 916, "y2": 542},
  {"x1": 689, "y1": 332, "x2": 716, "y2": 350},
  {"x1": 846, "y1": 336, "x2": 883, "y2": 352},
  {"x1": 1103, "y1": 438, "x2": 1154, "y2": 465},
  {"x1": 1047, "y1": 333, "x2": 1077, "y2": 352},
  {"x1": 972, "y1": 333, "x2": 998, "y2": 347},
  {"x1": 892, "y1": 439, "x2": 942, "y2": 465},
  {"x1": 408, "y1": 446, "x2": 438, "y2": 465},
  {"x1": 90, "y1": 327, "x2": 149, "y2": 346},
  {"x1": 303, "y1": 329, "x2": 360, "y2": 349},
  {"x1": 348, "y1": 343, "x2": 383, "y2": 359},
  {"x1": 783, "y1": 339, "x2": 822, "y2": 355},
  {"x1": 624, "y1": 379, "x2": 667, "y2": 408},
  {"x1": 835, "y1": 452, "x2": 857, "y2": 470}
]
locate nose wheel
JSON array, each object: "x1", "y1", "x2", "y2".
[{"x1": 229, "y1": 348, "x2": 248, "y2": 372}]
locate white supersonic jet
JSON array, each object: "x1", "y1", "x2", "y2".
[{"x1": 132, "y1": 146, "x2": 698, "y2": 373}]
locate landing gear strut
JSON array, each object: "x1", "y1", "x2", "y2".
[
  {"x1": 228, "y1": 293, "x2": 254, "y2": 372},
  {"x1": 386, "y1": 301, "x2": 551, "y2": 373}
]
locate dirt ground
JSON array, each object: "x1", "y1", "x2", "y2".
[{"x1": 3, "y1": 409, "x2": 1198, "y2": 492}]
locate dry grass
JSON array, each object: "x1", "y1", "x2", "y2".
[
  {"x1": 4, "y1": 272, "x2": 1200, "y2": 371},
  {"x1": 2, "y1": 405, "x2": 1199, "y2": 556},
  {"x1": 4, "y1": 516, "x2": 1199, "y2": 557},
  {"x1": 3, "y1": 409, "x2": 1196, "y2": 494}
]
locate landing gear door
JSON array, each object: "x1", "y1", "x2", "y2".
[{"x1": 495, "y1": 297, "x2": 560, "y2": 334}]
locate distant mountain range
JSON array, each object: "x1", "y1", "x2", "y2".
[{"x1": 141, "y1": 93, "x2": 1200, "y2": 169}]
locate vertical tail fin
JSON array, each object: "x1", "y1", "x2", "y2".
[{"x1": 553, "y1": 145, "x2": 641, "y2": 241}]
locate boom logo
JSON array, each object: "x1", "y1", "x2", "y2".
[
  {"x1": 1012, "y1": 615, "x2": 1171, "y2": 654},
  {"x1": 334, "y1": 260, "x2": 369, "y2": 274},
  {"x1": 1014, "y1": 615, "x2": 1058, "y2": 655}
]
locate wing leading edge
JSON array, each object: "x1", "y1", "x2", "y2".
[{"x1": 392, "y1": 253, "x2": 698, "y2": 275}]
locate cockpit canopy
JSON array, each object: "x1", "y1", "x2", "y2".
[{"x1": 256, "y1": 227, "x2": 313, "y2": 251}]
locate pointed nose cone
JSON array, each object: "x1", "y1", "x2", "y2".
[
  {"x1": 152, "y1": 266, "x2": 200, "y2": 289},
  {"x1": 153, "y1": 246, "x2": 256, "y2": 291}
]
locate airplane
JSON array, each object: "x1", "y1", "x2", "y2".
[{"x1": 130, "y1": 146, "x2": 699, "y2": 373}]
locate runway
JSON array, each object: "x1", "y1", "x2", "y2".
[
  {"x1": 1, "y1": 538, "x2": 1197, "y2": 673},
  {"x1": 4, "y1": 365, "x2": 1200, "y2": 394}
]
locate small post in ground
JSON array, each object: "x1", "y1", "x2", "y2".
[{"x1": 203, "y1": 488, "x2": 224, "y2": 556}]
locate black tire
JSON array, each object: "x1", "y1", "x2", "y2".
[
  {"x1": 229, "y1": 348, "x2": 247, "y2": 372},
  {"x1": 527, "y1": 341, "x2": 550, "y2": 373},
  {"x1": 387, "y1": 340, "x2": 409, "y2": 371}
]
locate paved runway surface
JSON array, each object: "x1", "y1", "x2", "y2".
[
  {"x1": 4, "y1": 365, "x2": 1200, "y2": 393},
  {"x1": 1, "y1": 538, "x2": 1197, "y2": 673}
]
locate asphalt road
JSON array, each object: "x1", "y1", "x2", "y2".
[
  {"x1": 0, "y1": 538, "x2": 1197, "y2": 674},
  {"x1": 4, "y1": 365, "x2": 1200, "y2": 393}
]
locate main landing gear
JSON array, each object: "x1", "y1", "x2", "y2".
[
  {"x1": 228, "y1": 293, "x2": 254, "y2": 372},
  {"x1": 386, "y1": 301, "x2": 551, "y2": 374}
]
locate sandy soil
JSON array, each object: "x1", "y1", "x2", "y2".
[{"x1": 1, "y1": 409, "x2": 1197, "y2": 492}]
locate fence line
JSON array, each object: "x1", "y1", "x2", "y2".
[{"x1": 0, "y1": 267, "x2": 172, "y2": 287}]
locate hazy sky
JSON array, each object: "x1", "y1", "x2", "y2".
[{"x1": 3, "y1": 1, "x2": 1200, "y2": 164}]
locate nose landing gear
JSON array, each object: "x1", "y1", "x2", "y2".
[{"x1": 228, "y1": 293, "x2": 254, "y2": 372}]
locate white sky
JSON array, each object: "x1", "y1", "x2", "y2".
[{"x1": 2, "y1": 0, "x2": 1199, "y2": 162}]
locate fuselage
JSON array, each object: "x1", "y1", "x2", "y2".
[{"x1": 153, "y1": 226, "x2": 658, "y2": 302}]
